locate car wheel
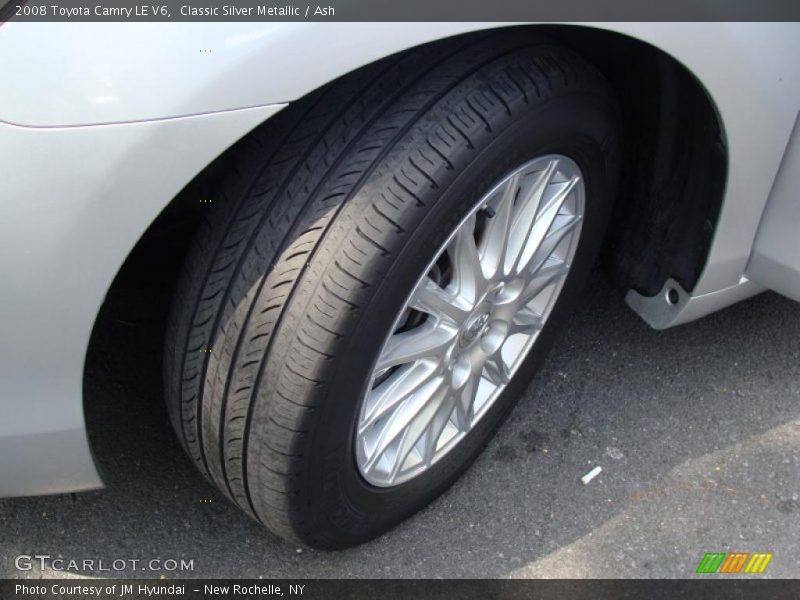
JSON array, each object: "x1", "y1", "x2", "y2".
[{"x1": 165, "y1": 33, "x2": 620, "y2": 549}]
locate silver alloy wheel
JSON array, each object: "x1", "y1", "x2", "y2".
[{"x1": 355, "y1": 155, "x2": 585, "y2": 487}]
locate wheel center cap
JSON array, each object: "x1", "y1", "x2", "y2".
[{"x1": 462, "y1": 312, "x2": 489, "y2": 344}]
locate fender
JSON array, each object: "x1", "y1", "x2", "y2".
[
  {"x1": 1, "y1": 21, "x2": 798, "y2": 293},
  {"x1": 0, "y1": 104, "x2": 284, "y2": 496}
]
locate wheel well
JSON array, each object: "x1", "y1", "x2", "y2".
[
  {"x1": 540, "y1": 26, "x2": 727, "y2": 296},
  {"x1": 84, "y1": 25, "x2": 727, "y2": 435}
]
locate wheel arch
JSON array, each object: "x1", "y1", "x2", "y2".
[{"x1": 98, "y1": 22, "x2": 729, "y2": 300}]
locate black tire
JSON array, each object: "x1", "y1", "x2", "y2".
[{"x1": 165, "y1": 32, "x2": 621, "y2": 549}]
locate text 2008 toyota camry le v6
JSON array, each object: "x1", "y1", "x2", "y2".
[{"x1": 0, "y1": 21, "x2": 798, "y2": 549}]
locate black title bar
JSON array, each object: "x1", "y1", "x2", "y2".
[
  {"x1": 3, "y1": 0, "x2": 800, "y2": 22},
  {"x1": 3, "y1": 579, "x2": 800, "y2": 600}
]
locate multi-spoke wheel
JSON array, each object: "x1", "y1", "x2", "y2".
[
  {"x1": 357, "y1": 156, "x2": 584, "y2": 486},
  {"x1": 166, "y1": 35, "x2": 620, "y2": 549}
]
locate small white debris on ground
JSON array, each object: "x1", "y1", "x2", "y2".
[
  {"x1": 605, "y1": 446, "x2": 624, "y2": 460},
  {"x1": 581, "y1": 466, "x2": 603, "y2": 485}
]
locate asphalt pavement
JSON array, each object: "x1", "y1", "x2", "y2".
[{"x1": 1, "y1": 275, "x2": 798, "y2": 578}]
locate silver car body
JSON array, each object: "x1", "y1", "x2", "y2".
[{"x1": 0, "y1": 22, "x2": 798, "y2": 496}]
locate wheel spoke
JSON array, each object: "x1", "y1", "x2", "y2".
[
  {"x1": 421, "y1": 389, "x2": 460, "y2": 464},
  {"x1": 519, "y1": 260, "x2": 571, "y2": 305},
  {"x1": 508, "y1": 306, "x2": 544, "y2": 336},
  {"x1": 448, "y1": 214, "x2": 485, "y2": 304},
  {"x1": 374, "y1": 320, "x2": 456, "y2": 372},
  {"x1": 483, "y1": 352, "x2": 510, "y2": 386},
  {"x1": 478, "y1": 172, "x2": 518, "y2": 281},
  {"x1": 409, "y1": 276, "x2": 471, "y2": 325},
  {"x1": 523, "y1": 213, "x2": 582, "y2": 280},
  {"x1": 505, "y1": 160, "x2": 558, "y2": 274},
  {"x1": 389, "y1": 384, "x2": 448, "y2": 481},
  {"x1": 452, "y1": 372, "x2": 479, "y2": 431},
  {"x1": 512, "y1": 177, "x2": 580, "y2": 275},
  {"x1": 360, "y1": 361, "x2": 438, "y2": 433},
  {"x1": 363, "y1": 376, "x2": 445, "y2": 475}
]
